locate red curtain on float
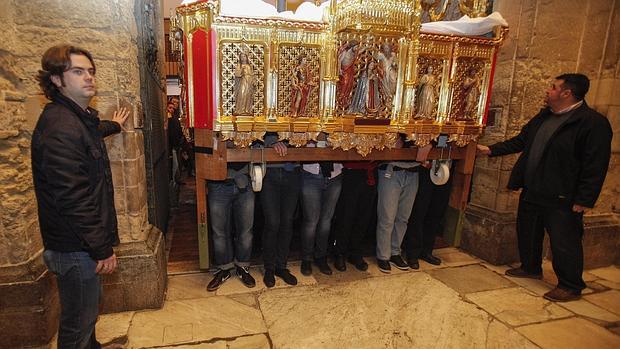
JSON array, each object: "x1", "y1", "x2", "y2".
[{"x1": 190, "y1": 28, "x2": 217, "y2": 129}]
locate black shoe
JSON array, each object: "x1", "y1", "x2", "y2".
[
  {"x1": 420, "y1": 254, "x2": 441, "y2": 266},
  {"x1": 207, "y1": 269, "x2": 231, "y2": 292},
  {"x1": 263, "y1": 269, "x2": 275, "y2": 288},
  {"x1": 334, "y1": 255, "x2": 346, "y2": 272},
  {"x1": 389, "y1": 255, "x2": 410, "y2": 270},
  {"x1": 407, "y1": 258, "x2": 420, "y2": 270},
  {"x1": 301, "y1": 260, "x2": 312, "y2": 276},
  {"x1": 236, "y1": 265, "x2": 256, "y2": 288},
  {"x1": 505, "y1": 267, "x2": 542, "y2": 279},
  {"x1": 377, "y1": 259, "x2": 391, "y2": 273},
  {"x1": 315, "y1": 258, "x2": 333, "y2": 275},
  {"x1": 275, "y1": 268, "x2": 298, "y2": 286},
  {"x1": 347, "y1": 256, "x2": 368, "y2": 271}
]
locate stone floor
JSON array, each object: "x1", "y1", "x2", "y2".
[{"x1": 59, "y1": 249, "x2": 620, "y2": 348}]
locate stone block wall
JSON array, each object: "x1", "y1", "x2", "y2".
[
  {"x1": 0, "y1": 0, "x2": 167, "y2": 347},
  {"x1": 463, "y1": 0, "x2": 620, "y2": 266}
]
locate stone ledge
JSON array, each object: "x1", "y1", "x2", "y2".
[
  {"x1": 0, "y1": 269, "x2": 59, "y2": 348},
  {"x1": 462, "y1": 206, "x2": 620, "y2": 268},
  {"x1": 101, "y1": 224, "x2": 167, "y2": 313},
  {"x1": 461, "y1": 204, "x2": 518, "y2": 265}
]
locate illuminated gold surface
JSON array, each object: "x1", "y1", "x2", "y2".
[{"x1": 173, "y1": 0, "x2": 507, "y2": 155}]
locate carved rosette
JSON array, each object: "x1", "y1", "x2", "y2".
[
  {"x1": 278, "y1": 131, "x2": 320, "y2": 147},
  {"x1": 221, "y1": 131, "x2": 266, "y2": 147},
  {"x1": 328, "y1": 132, "x2": 399, "y2": 156}
]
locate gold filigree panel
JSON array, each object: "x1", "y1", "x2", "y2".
[
  {"x1": 277, "y1": 45, "x2": 321, "y2": 118},
  {"x1": 335, "y1": 33, "x2": 401, "y2": 119},
  {"x1": 219, "y1": 42, "x2": 266, "y2": 117},
  {"x1": 334, "y1": 0, "x2": 418, "y2": 34},
  {"x1": 413, "y1": 56, "x2": 445, "y2": 120},
  {"x1": 448, "y1": 58, "x2": 487, "y2": 122}
]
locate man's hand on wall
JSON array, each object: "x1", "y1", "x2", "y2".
[{"x1": 113, "y1": 107, "x2": 130, "y2": 131}]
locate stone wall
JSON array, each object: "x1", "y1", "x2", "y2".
[
  {"x1": 0, "y1": 0, "x2": 167, "y2": 347},
  {"x1": 463, "y1": 0, "x2": 620, "y2": 266}
]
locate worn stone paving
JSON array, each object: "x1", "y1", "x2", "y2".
[{"x1": 78, "y1": 250, "x2": 619, "y2": 348}]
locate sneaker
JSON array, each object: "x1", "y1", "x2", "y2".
[
  {"x1": 301, "y1": 260, "x2": 312, "y2": 276},
  {"x1": 407, "y1": 258, "x2": 420, "y2": 270},
  {"x1": 389, "y1": 255, "x2": 410, "y2": 270},
  {"x1": 236, "y1": 265, "x2": 256, "y2": 288},
  {"x1": 315, "y1": 258, "x2": 333, "y2": 275},
  {"x1": 347, "y1": 256, "x2": 368, "y2": 271},
  {"x1": 420, "y1": 254, "x2": 441, "y2": 266},
  {"x1": 377, "y1": 259, "x2": 391, "y2": 273},
  {"x1": 263, "y1": 269, "x2": 275, "y2": 288},
  {"x1": 207, "y1": 269, "x2": 231, "y2": 292},
  {"x1": 334, "y1": 255, "x2": 346, "y2": 272},
  {"x1": 543, "y1": 287, "x2": 581, "y2": 302},
  {"x1": 275, "y1": 268, "x2": 298, "y2": 286},
  {"x1": 505, "y1": 267, "x2": 542, "y2": 279}
]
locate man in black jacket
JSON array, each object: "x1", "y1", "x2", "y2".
[
  {"x1": 32, "y1": 45, "x2": 128, "y2": 348},
  {"x1": 477, "y1": 73, "x2": 612, "y2": 302}
]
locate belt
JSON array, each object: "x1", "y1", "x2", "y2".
[{"x1": 378, "y1": 164, "x2": 419, "y2": 172}]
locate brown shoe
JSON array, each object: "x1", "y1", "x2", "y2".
[
  {"x1": 543, "y1": 287, "x2": 581, "y2": 302},
  {"x1": 505, "y1": 267, "x2": 542, "y2": 279}
]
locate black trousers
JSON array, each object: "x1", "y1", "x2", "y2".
[
  {"x1": 333, "y1": 168, "x2": 377, "y2": 258},
  {"x1": 403, "y1": 166, "x2": 452, "y2": 259},
  {"x1": 260, "y1": 168, "x2": 301, "y2": 271},
  {"x1": 517, "y1": 192, "x2": 586, "y2": 293}
]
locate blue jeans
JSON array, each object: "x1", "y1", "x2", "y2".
[
  {"x1": 300, "y1": 172, "x2": 343, "y2": 261},
  {"x1": 376, "y1": 169, "x2": 419, "y2": 260},
  {"x1": 43, "y1": 250, "x2": 101, "y2": 349},
  {"x1": 208, "y1": 179, "x2": 254, "y2": 270},
  {"x1": 260, "y1": 167, "x2": 301, "y2": 271}
]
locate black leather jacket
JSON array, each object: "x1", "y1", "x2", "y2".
[
  {"x1": 489, "y1": 103, "x2": 612, "y2": 208},
  {"x1": 32, "y1": 94, "x2": 121, "y2": 260}
]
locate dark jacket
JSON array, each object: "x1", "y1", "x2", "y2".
[
  {"x1": 31, "y1": 94, "x2": 121, "y2": 260},
  {"x1": 489, "y1": 102, "x2": 612, "y2": 208}
]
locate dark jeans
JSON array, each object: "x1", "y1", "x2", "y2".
[
  {"x1": 43, "y1": 250, "x2": 101, "y2": 349},
  {"x1": 300, "y1": 172, "x2": 343, "y2": 261},
  {"x1": 260, "y1": 167, "x2": 301, "y2": 271},
  {"x1": 517, "y1": 193, "x2": 587, "y2": 293},
  {"x1": 404, "y1": 166, "x2": 452, "y2": 259},
  {"x1": 333, "y1": 168, "x2": 377, "y2": 258},
  {"x1": 207, "y1": 179, "x2": 254, "y2": 270}
]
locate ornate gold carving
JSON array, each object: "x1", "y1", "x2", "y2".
[
  {"x1": 221, "y1": 131, "x2": 266, "y2": 147},
  {"x1": 409, "y1": 133, "x2": 439, "y2": 147},
  {"x1": 277, "y1": 131, "x2": 320, "y2": 147},
  {"x1": 448, "y1": 57, "x2": 487, "y2": 122},
  {"x1": 332, "y1": 0, "x2": 419, "y2": 35},
  {"x1": 421, "y1": 0, "x2": 451, "y2": 22},
  {"x1": 216, "y1": 16, "x2": 326, "y2": 31},
  {"x1": 219, "y1": 42, "x2": 266, "y2": 118},
  {"x1": 277, "y1": 46, "x2": 321, "y2": 118},
  {"x1": 453, "y1": 133, "x2": 479, "y2": 147},
  {"x1": 458, "y1": 0, "x2": 489, "y2": 18},
  {"x1": 413, "y1": 56, "x2": 445, "y2": 121},
  {"x1": 328, "y1": 132, "x2": 398, "y2": 156},
  {"x1": 335, "y1": 34, "x2": 401, "y2": 120},
  {"x1": 176, "y1": 0, "x2": 508, "y2": 153}
]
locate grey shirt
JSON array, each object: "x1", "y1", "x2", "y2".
[{"x1": 524, "y1": 110, "x2": 574, "y2": 187}]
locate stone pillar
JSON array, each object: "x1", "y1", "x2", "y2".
[
  {"x1": 0, "y1": 1, "x2": 166, "y2": 346},
  {"x1": 462, "y1": 0, "x2": 620, "y2": 267}
]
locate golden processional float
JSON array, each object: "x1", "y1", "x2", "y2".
[{"x1": 171, "y1": 0, "x2": 507, "y2": 267}]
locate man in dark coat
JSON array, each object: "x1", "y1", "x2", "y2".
[
  {"x1": 477, "y1": 73, "x2": 612, "y2": 302},
  {"x1": 32, "y1": 44, "x2": 128, "y2": 348}
]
